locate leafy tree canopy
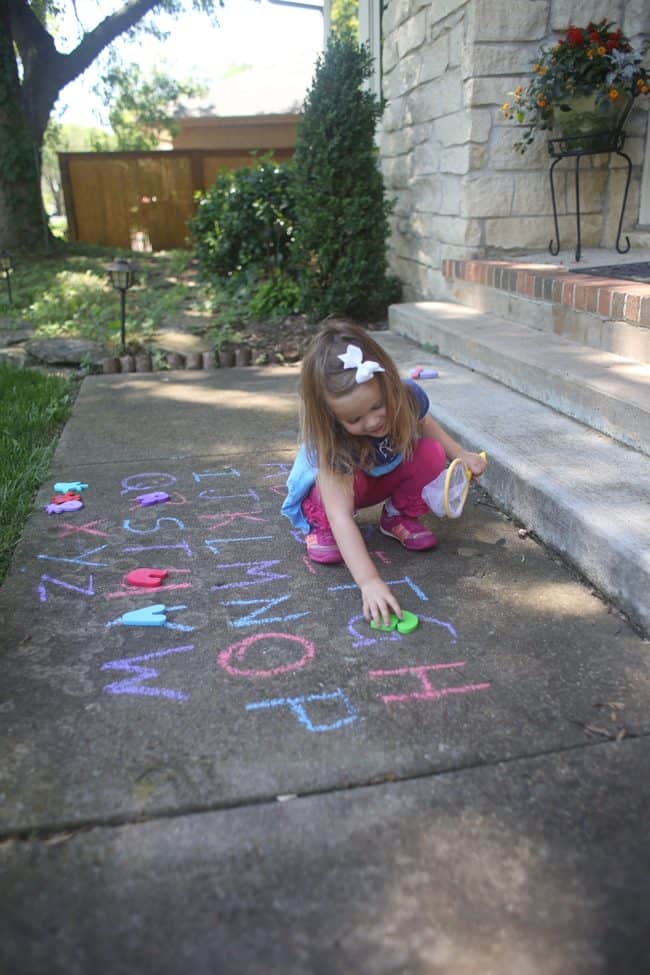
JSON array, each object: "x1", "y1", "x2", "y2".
[
  {"x1": 1, "y1": 0, "x2": 223, "y2": 248},
  {"x1": 93, "y1": 62, "x2": 207, "y2": 150}
]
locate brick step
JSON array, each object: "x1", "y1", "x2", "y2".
[
  {"x1": 442, "y1": 257, "x2": 650, "y2": 364},
  {"x1": 378, "y1": 331, "x2": 650, "y2": 635},
  {"x1": 389, "y1": 301, "x2": 650, "y2": 456}
]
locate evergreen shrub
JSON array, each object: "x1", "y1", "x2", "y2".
[
  {"x1": 190, "y1": 157, "x2": 295, "y2": 281},
  {"x1": 292, "y1": 35, "x2": 400, "y2": 320}
]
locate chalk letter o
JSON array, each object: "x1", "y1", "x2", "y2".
[{"x1": 218, "y1": 632, "x2": 315, "y2": 677}]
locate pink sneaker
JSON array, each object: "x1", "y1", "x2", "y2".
[
  {"x1": 379, "y1": 507, "x2": 437, "y2": 551},
  {"x1": 306, "y1": 528, "x2": 343, "y2": 564}
]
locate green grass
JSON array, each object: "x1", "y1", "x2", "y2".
[
  {"x1": 0, "y1": 243, "x2": 198, "y2": 355},
  {"x1": 0, "y1": 365, "x2": 77, "y2": 581}
]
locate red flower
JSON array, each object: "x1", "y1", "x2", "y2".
[{"x1": 566, "y1": 26, "x2": 585, "y2": 47}]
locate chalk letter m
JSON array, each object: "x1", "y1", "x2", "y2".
[{"x1": 101, "y1": 644, "x2": 194, "y2": 700}]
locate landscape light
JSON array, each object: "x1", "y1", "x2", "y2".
[
  {"x1": 106, "y1": 258, "x2": 136, "y2": 354},
  {"x1": 0, "y1": 250, "x2": 14, "y2": 306}
]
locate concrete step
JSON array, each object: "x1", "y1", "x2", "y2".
[
  {"x1": 446, "y1": 276, "x2": 650, "y2": 364},
  {"x1": 441, "y1": 257, "x2": 650, "y2": 364},
  {"x1": 377, "y1": 331, "x2": 650, "y2": 635},
  {"x1": 389, "y1": 301, "x2": 650, "y2": 456}
]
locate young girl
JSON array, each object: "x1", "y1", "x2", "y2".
[{"x1": 281, "y1": 321, "x2": 487, "y2": 628}]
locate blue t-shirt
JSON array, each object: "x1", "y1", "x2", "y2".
[
  {"x1": 281, "y1": 380, "x2": 430, "y2": 532},
  {"x1": 365, "y1": 379, "x2": 429, "y2": 473}
]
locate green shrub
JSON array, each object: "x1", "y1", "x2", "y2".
[
  {"x1": 190, "y1": 158, "x2": 296, "y2": 281},
  {"x1": 292, "y1": 35, "x2": 397, "y2": 320},
  {"x1": 249, "y1": 269, "x2": 301, "y2": 319}
]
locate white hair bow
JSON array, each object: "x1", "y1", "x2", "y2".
[{"x1": 337, "y1": 344, "x2": 385, "y2": 384}]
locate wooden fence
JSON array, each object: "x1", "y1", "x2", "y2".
[{"x1": 59, "y1": 146, "x2": 294, "y2": 251}]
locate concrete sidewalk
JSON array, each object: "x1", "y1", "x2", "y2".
[{"x1": 1, "y1": 337, "x2": 649, "y2": 974}]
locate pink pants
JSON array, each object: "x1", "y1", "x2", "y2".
[{"x1": 302, "y1": 437, "x2": 446, "y2": 531}]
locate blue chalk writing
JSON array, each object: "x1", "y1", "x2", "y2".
[
  {"x1": 37, "y1": 543, "x2": 109, "y2": 568},
  {"x1": 328, "y1": 575, "x2": 428, "y2": 602},
  {"x1": 204, "y1": 536, "x2": 273, "y2": 555},
  {"x1": 222, "y1": 594, "x2": 309, "y2": 628},
  {"x1": 210, "y1": 559, "x2": 289, "y2": 590},
  {"x1": 246, "y1": 689, "x2": 358, "y2": 732}
]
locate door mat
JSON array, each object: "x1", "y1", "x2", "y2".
[{"x1": 572, "y1": 262, "x2": 650, "y2": 282}]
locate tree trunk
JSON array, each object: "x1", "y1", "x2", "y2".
[
  {"x1": 0, "y1": 7, "x2": 48, "y2": 250},
  {"x1": 0, "y1": 0, "x2": 162, "y2": 251}
]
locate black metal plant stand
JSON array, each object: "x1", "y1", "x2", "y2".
[{"x1": 547, "y1": 129, "x2": 632, "y2": 262}]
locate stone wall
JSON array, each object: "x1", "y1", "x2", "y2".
[{"x1": 378, "y1": 0, "x2": 650, "y2": 300}]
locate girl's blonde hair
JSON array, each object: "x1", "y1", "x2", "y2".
[{"x1": 299, "y1": 319, "x2": 420, "y2": 474}]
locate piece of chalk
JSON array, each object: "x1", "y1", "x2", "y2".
[
  {"x1": 419, "y1": 369, "x2": 439, "y2": 379},
  {"x1": 409, "y1": 366, "x2": 423, "y2": 379}
]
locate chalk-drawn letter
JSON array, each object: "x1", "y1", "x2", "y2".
[
  {"x1": 246, "y1": 689, "x2": 358, "y2": 732},
  {"x1": 192, "y1": 468, "x2": 240, "y2": 482},
  {"x1": 120, "y1": 473, "x2": 177, "y2": 496},
  {"x1": 210, "y1": 559, "x2": 288, "y2": 591},
  {"x1": 37, "y1": 574, "x2": 95, "y2": 602},
  {"x1": 218, "y1": 631, "x2": 314, "y2": 677},
  {"x1": 37, "y1": 543, "x2": 109, "y2": 568},
  {"x1": 204, "y1": 535, "x2": 273, "y2": 555},
  {"x1": 102, "y1": 644, "x2": 194, "y2": 700},
  {"x1": 122, "y1": 516, "x2": 186, "y2": 534},
  {"x1": 123, "y1": 541, "x2": 193, "y2": 559},
  {"x1": 368, "y1": 662, "x2": 490, "y2": 704},
  {"x1": 222, "y1": 594, "x2": 309, "y2": 628}
]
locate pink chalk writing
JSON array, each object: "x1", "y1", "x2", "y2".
[
  {"x1": 372, "y1": 550, "x2": 391, "y2": 564},
  {"x1": 258, "y1": 462, "x2": 292, "y2": 480},
  {"x1": 302, "y1": 555, "x2": 316, "y2": 574},
  {"x1": 56, "y1": 521, "x2": 110, "y2": 539},
  {"x1": 105, "y1": 582, "x2": 192, "y2": 600},
  {"x1": 218, "y1": 631, "x2": 315, "y2": 677},
  {"x1": 368, "y1": 662, "x2": 491, "y2": 704},
  {"x1": 200, "y1": 511, "x2": 267, "y2": 529}
]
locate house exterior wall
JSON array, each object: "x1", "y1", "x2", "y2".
[{"x1": 373, "y1": 0, "x2": 650, "y2": 301}]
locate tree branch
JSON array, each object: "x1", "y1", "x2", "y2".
[{"x1": 59, "y1": 0, "x2": 163, "y2": 87}]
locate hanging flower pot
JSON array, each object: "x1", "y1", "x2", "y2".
[
  {"x1": 502, "y1": 20, "x2": 649, "y2": 153},
  {"x1": 553, "y1": 91, "x2": 633, "y2": 150}
]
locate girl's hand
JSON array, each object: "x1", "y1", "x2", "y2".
[
  {"x1": 360, "y1": 576, "x2": 402, "y2": 628},
  {"x1": 461, "y1": 450, "x2": 488, "y2": 479}
]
